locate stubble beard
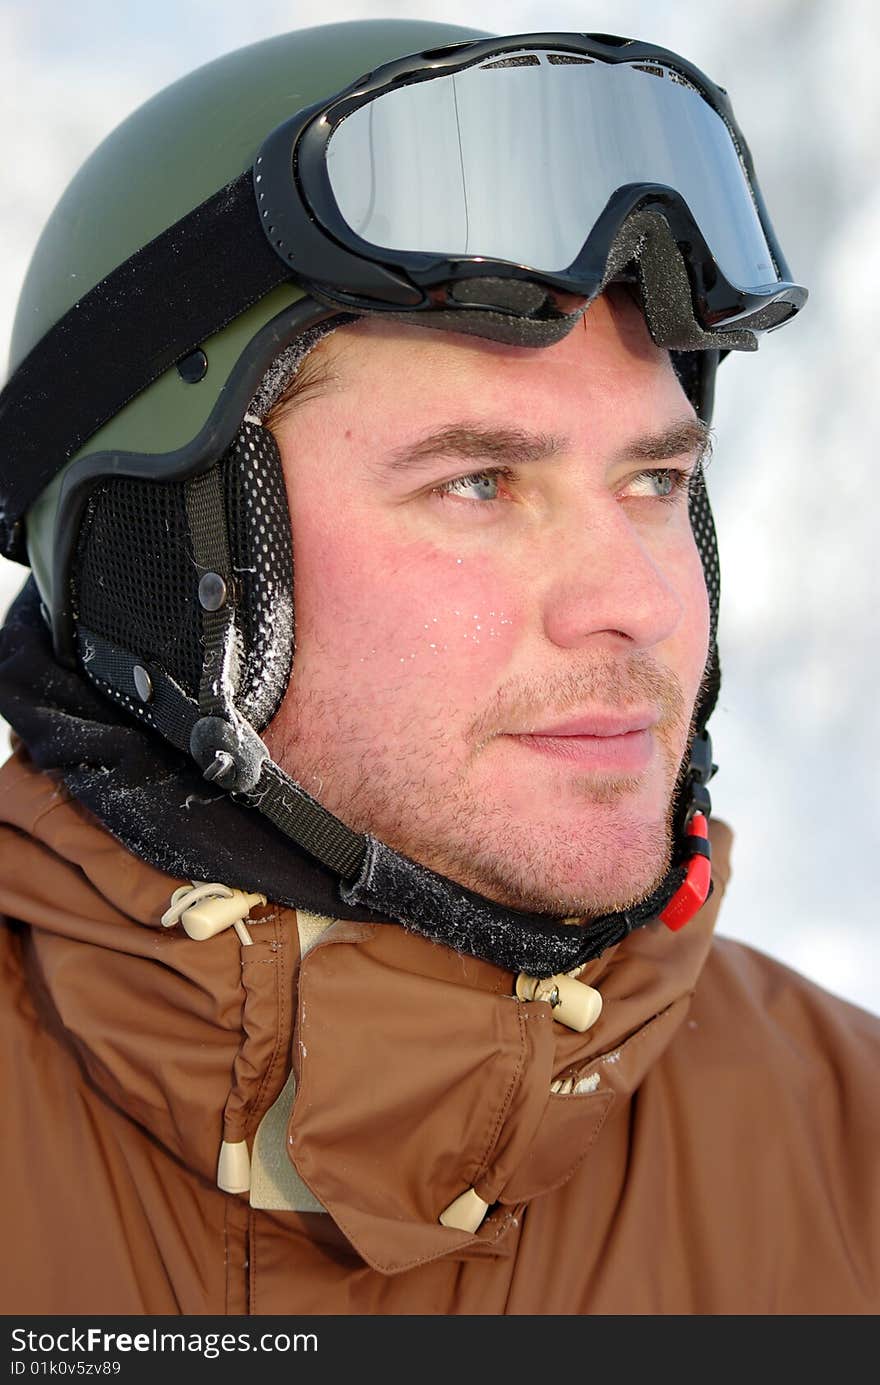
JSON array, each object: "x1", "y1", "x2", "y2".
[{"x1": 265, "y1": 655, "x2": 704, "y2": 920}]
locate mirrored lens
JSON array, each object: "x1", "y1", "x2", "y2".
[{"x1": 326, "y1": 53, "x2": 777, "y2": 290}]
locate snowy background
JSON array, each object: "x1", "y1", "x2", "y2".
[{"x1": 2, "y1": 0, "x2": 877, "y2": 1013}]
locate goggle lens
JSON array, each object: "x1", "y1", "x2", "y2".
[{"x1": 326, "y1": 52, "x2": 778, "y2": 292}]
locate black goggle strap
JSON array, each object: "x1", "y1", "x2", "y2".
[{"x1": 0, "y1": 173, "x2": 276, "y2": 563}]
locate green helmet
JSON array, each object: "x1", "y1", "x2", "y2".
[{"x1": 0, "y1": 21, "x2": 804, "y2": 975}]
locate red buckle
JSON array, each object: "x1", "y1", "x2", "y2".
[{"x1": 659, "y1": 812, "x2": 711, "y2": 932}]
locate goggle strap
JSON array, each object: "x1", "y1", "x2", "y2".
[{"x1": 0, "y1": 172, "x2": 280, "y2": 563}]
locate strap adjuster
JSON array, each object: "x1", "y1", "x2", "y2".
[{"x1": 659, "y1": 812, "x2": 712, "y2": 932}]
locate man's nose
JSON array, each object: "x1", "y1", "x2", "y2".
[{"x1": 539, "y1": 504, "x2": 685, "y2": 653}]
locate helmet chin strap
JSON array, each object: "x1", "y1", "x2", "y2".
[{"x1": 221, "y1": 727, "x2": 716, "y2": 978}]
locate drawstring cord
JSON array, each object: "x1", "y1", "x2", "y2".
[{"x1": 161, "y1": 880, "x2": 269, "y2": 1192}]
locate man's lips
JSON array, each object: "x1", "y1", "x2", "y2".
[
  {"x1": 503, "y1": 710, "x2": 659, "y2": 772},
  {"x1": 515, "y1": 711, "x2": 658, "y2": 738}
]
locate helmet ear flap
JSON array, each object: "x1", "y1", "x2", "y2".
[
  {"x1": 70, "y1": 419, "x2": 295, "y2": 736},
  {"x1": 688, "y1": 463, "x2": 722, "y2": 727},
  {"x1": 72, "y1": 472, "x2": 205, "y2": 716}
]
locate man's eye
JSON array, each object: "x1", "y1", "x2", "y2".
[
  {"x1": 434, "y1": 468, "x2": 510, "y2": 502},
  {"x1": 622, "y1": 468, "x2": 691, "y2": 502}
]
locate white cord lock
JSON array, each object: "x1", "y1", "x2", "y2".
[
  {"x1": 217, "y1": 1139, "x2": 252, "y2": 1194},
  {"x1": 515, "y1": 971, "x2": 603, "y2": 1032},
  {"x1": 439, "y1": 1186, "x2": 490, "y2": 1233},
  {"x1": 161, "y1": 882, "x2": 267, "y2": 945}
]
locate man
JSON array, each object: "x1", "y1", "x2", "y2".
[{"x1": 0, "y1": 20, "x2": 877, "y2": 1315}]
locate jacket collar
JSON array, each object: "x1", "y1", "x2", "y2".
[{"x1": 0, "y1": 746, "x2": 732, "y2": 1273}]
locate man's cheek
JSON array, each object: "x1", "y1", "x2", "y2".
[
  {"x1": 667, "y1": 538, "x2": 711, "y2": 690},
  {"x1": 300, "y1": 539, "x2": 522, "y2": 681}
]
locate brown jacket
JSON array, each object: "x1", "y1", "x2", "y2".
[{"x1": 1, "y1": 745, "x2": 878, "y2": 1315}]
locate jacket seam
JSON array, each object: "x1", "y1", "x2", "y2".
[
  {"x1": 471, "y1": 998, "x2": 530, "y2": 1187},
  {"x1": 242, "y1": 918, "x2": 290, "y2": 1128}
]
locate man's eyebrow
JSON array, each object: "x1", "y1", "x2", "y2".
[
  {"x1": 384, "y1": 425, "x2": 565, "y2": 474},
  {"x1": 614, "y1": 417, "x2": 713, "y2": 466},
  {"x1": 382, "y1": 418, "x2": 712, "y2": 476}
]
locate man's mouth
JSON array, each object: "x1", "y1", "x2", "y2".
[{"x1": 504, "y1": 710, "x2": 658, "y2": 773}]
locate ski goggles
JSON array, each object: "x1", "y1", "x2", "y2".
[{"x1": 258, "y1": 31, "x2": 806, "y2": 329}]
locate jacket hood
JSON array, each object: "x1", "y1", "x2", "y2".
[{"x1": 0, "y1": 742, "x2": 733, "y2": 1274}]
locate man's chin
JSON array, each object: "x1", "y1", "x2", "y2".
[
  {"x1": 409, "y1": 821, "x2": 674, "y2": 920},
  {"x1": 467, "y1": 862, "x2": 672, "y2": 920}
]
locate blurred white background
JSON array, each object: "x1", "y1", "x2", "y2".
[{"x1": 2, "y1": 0, "x2": 877, "y2": 1012}]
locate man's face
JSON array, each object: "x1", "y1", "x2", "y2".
[{"x1": 264, "y1": 291, "x2": 711, "y2": 917}]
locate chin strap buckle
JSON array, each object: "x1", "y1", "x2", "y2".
[
  {"x1": 659, "y1": 729, "x2": 716, "y2": 933},
  {"x1": 660, "y1": 812, "x2": 712, "y2": 932}
]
